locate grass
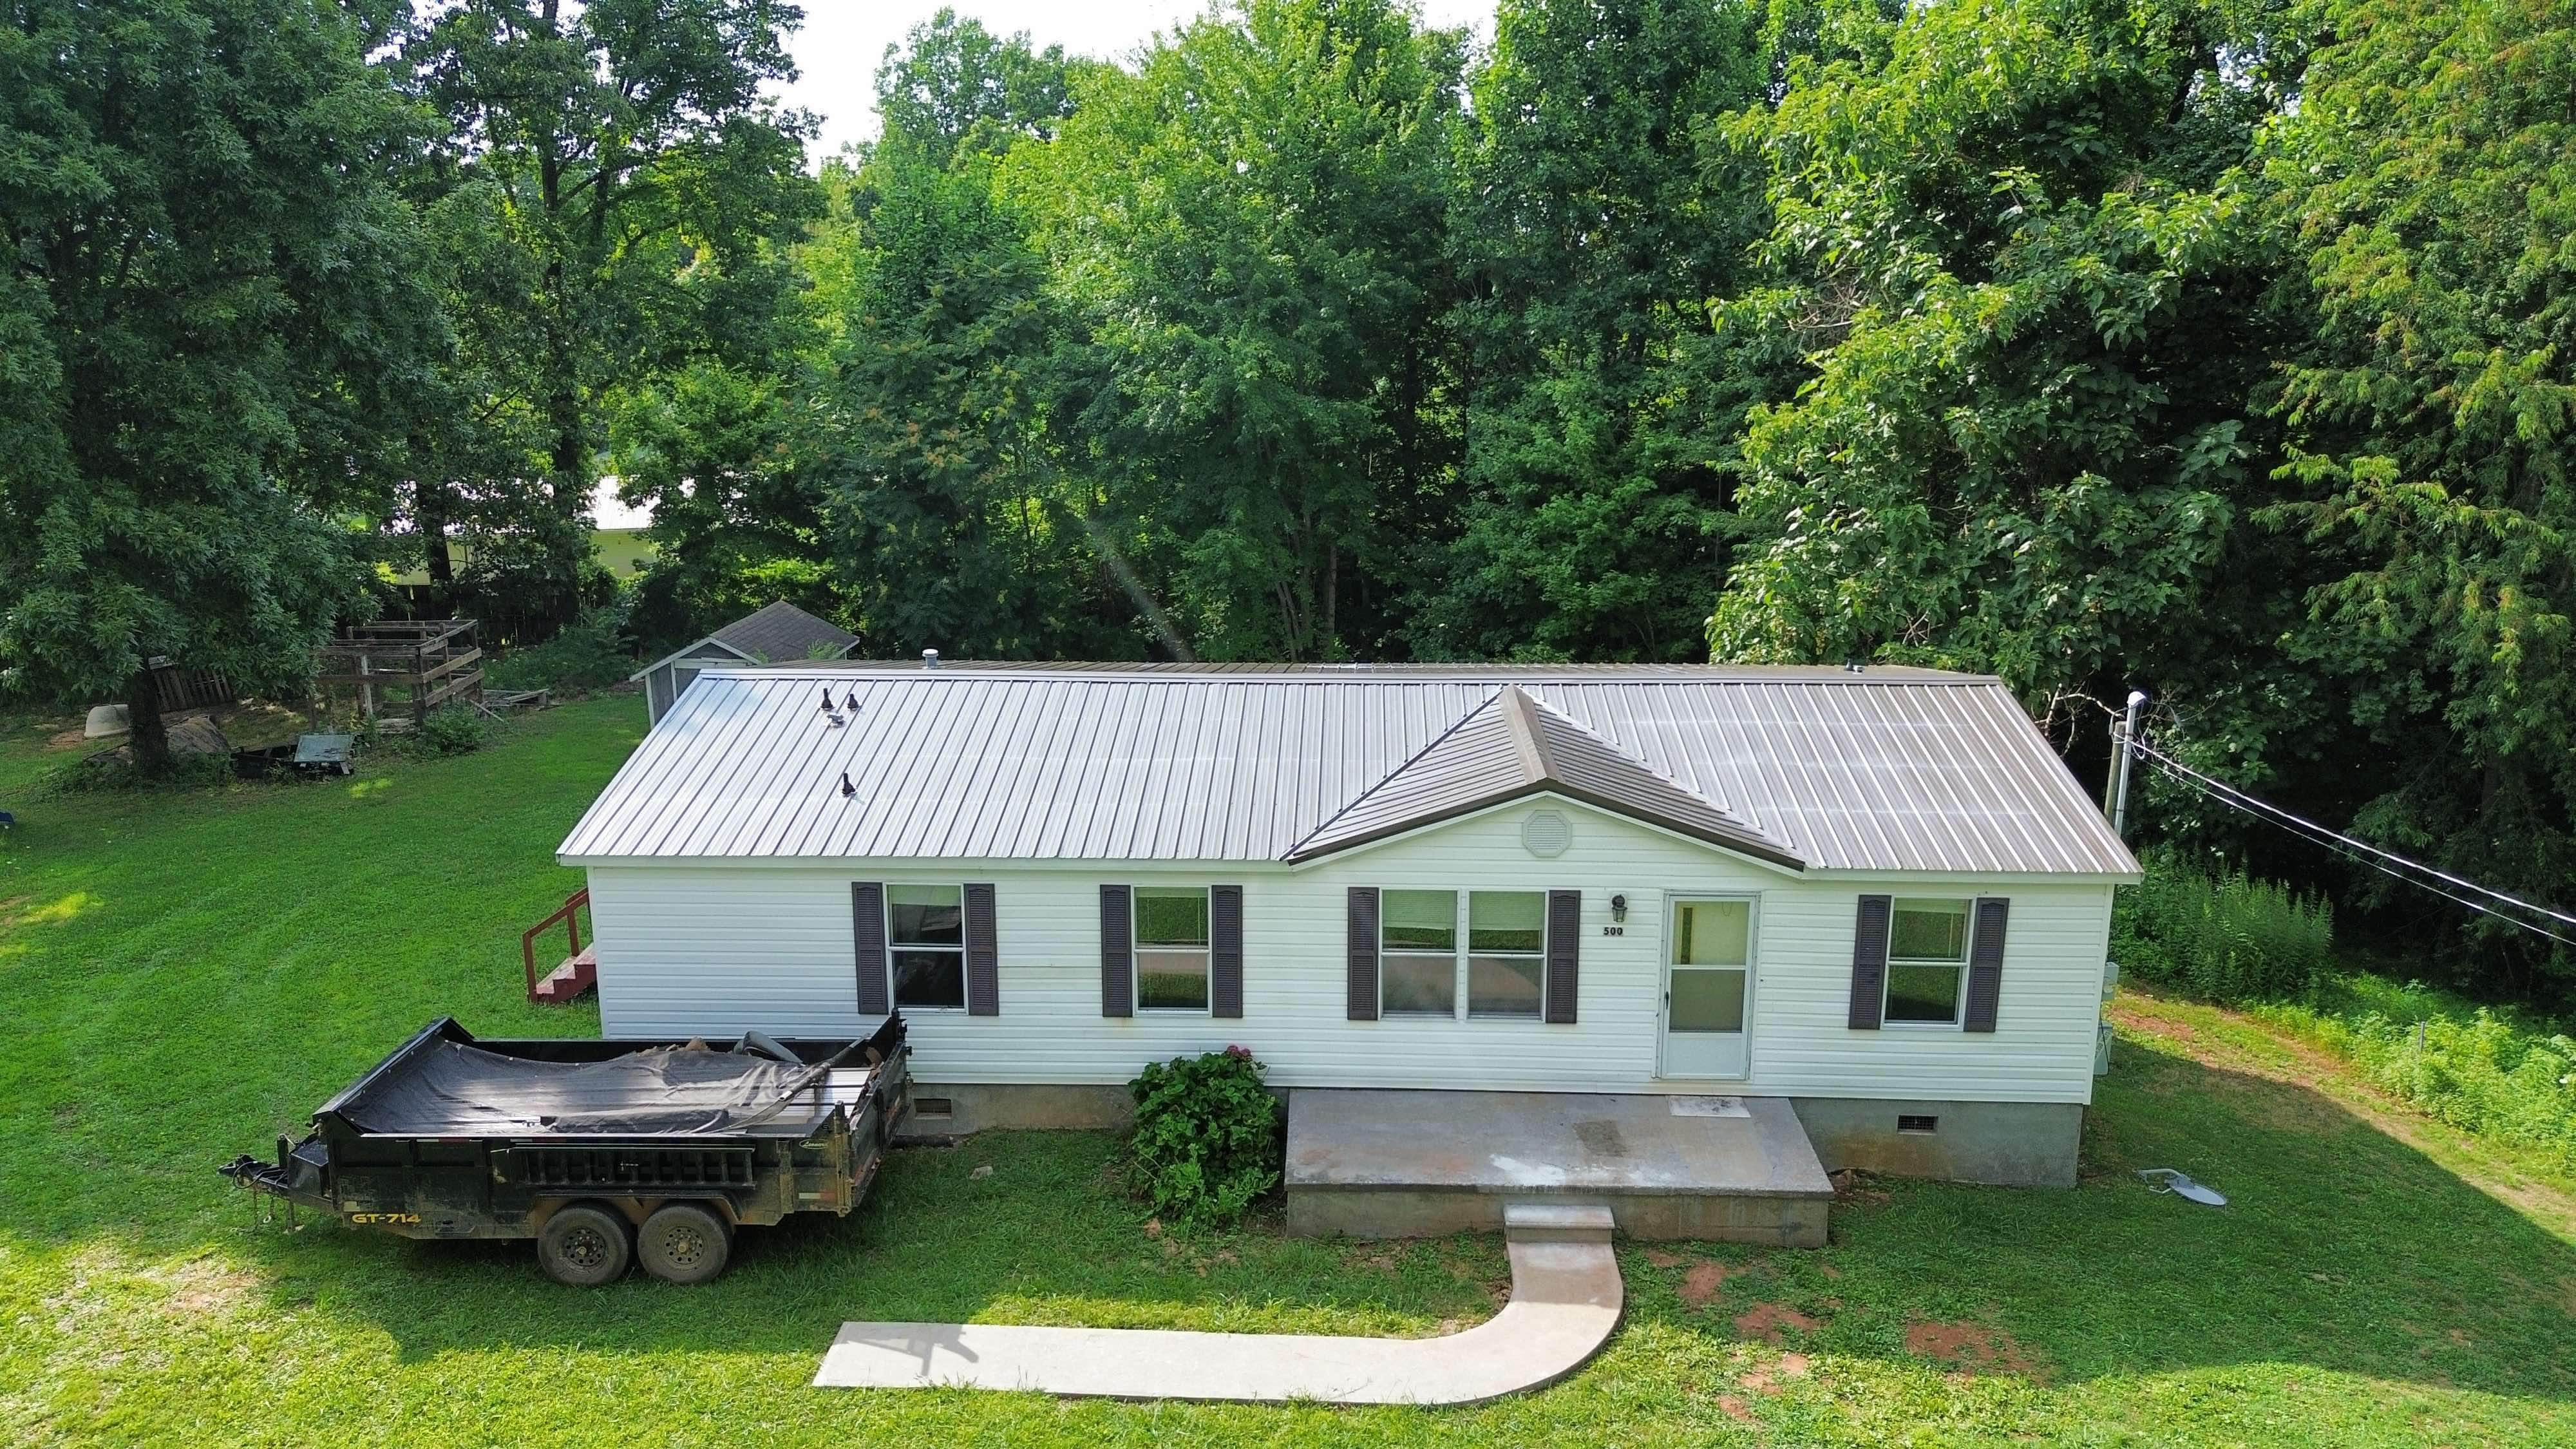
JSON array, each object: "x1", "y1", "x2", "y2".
[
  {"x1": 3, "y1": 699, "x2": 2574, "y2": 1444},
  {"x1": 388, "y1": 528, "x2": 658, "y2": 586}
]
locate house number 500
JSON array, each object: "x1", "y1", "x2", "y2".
[{"x1": 1600, "y1": 925, "x2": 1624, "y2": 936}]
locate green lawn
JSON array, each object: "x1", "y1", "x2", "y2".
[
  {"x1": 3, "y1": 698, "x2": 2572, "y2": 1445},
  {"x1": 387, "y1": 527, "x2": 657, "y2": 586}
]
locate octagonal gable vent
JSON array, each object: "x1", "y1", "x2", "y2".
[{"x1": 1521, "y1": 809, "x2": 1572, "y2": 858}]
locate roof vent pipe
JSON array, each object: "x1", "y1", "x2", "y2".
[{"x1": 922, "y1": 649, "x2": 940, "y2": 670}]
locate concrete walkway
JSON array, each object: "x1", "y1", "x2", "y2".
[{"x1": 811, "y1": 1204, "x2": 1624, "y2": 1404}]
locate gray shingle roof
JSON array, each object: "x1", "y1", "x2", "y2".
[
  {"x1": 707, "y1": 601, "x2": 857, "y2": 665},
  {"x1": 558, "y1": 664, "x2": 2139, "y2": 876}
]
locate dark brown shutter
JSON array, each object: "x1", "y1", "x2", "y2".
[
  {"x1": 1848, "y1": 894, "x2": 1891, "y2": 1030},
  {"x1": 1964, "y1": 896, "x2": 2008, "y2": 1032},
  {"x1": 1210, "y1": 884, "x2": 1244, "y2": 1019},
  {"x1": 1544, "y1": 889, "x2": 1580, "y2": 1024},
  {"x1": 1100, "y1": 884, "x2": 1133, "y2": 1018},
  {"x1": 964, "y1": 882, "x2": 999, "y2": 1017},
  {"x1": 1345, "y1": 887, "x2": 1379, "y2": 1021},
  {"x1": 852, "y1": 882, "x2": 889, "y2": 1016}
]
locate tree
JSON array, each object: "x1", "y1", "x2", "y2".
[
  {"x1": 2248, "y1": 0, "x2": 2576, "y2": 989},
  {"x1": 401, "y1": 0, "x2": 819, "y2": 633},
  {"x1": 1419, "y1": 0, "x2": 1774, "y2": 662},
  {"x1": 873, "y1": 5, "x2": 1081, "y2": 169},
  {"x1": 0, "y1": 0, "x2": 442, "y2": 772},
  {"x1": 1707, "y1": 0, "x2": 2298, "y2": 720},
  {"x1": 1010, "y1": 0, "x2": 1466, "y2": 660}
]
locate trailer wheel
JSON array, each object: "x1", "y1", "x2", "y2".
[
  {"x1": 637, "y1": 1202, "x2": 731, "y2": 1285},
  {"x1": 537, "y1": 1203, "x2": 632, "y2": 1286}
]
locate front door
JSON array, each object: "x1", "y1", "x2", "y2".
[{"x1": 1662, "y1": 897, "x2": 1753, "y2": 1078}]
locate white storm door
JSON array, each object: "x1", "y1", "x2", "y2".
[{"x1": 1662, "y1": 897, "x2": 1753, "y2": 1078}]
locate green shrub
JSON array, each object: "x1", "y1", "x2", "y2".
[
  {"x1": 42, "y1": 746, "x2": 235, "y2": 794},
  {"x1": 2251, "y1": 978, "x2": 2576, "y2": 1179},
  {"x1": 1125, "y1": 1046, "x2": 1283, "y2": 1230},
  {"x1": 484, "y1": 606, "x2": 636, "y2": 694},
  {"x1": 2114, "y1": 851, "x2": 2334, "y2": 1004},
  {"x1": 412, "y1": 705, "x2": 495, "y2": 757}
]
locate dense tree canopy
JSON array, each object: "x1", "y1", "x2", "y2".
[
  {"x1": 0, "y1": 0, "x2": 441, "y2": 768},
  {"x1": 4, "y1": 0, "x2": 2570, "y2": 991}
]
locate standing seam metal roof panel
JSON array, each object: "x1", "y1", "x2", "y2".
[{"x1": 554, "y1": 667, "x2": 2139, "y2": 875}]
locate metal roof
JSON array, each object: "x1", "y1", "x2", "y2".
[
  {"x1": 1287, "y1": 687, "x2": 1801, "y2": 867},
  {"x1": 558, "y1": 665, "x2": 2141, "y2": 876}
]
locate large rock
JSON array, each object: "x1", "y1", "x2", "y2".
[{"x1": 164, "y1": 715, "x2": 231, "y2": 755}]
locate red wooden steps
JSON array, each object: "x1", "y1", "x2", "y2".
[
  {"x1": 522, "y1": 889, "x2": 594, "y2": 1004},
  {"x1": 531, "y1": 945, "x2": 597, "y2": 1005}
]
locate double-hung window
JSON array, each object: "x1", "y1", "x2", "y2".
[
  {"x1": 1134, "y1": 887, "x2": 1211, "y2": 1011},
  {"x1": 888, "y1": 884, "x2": 967, "y2": 1010},
  {"x1": 1379, "y1": 889, "x2": 1546, "y2": 1021},
  {"x1": 1884, "y1": 898, "x2": 1971, "y2": 1025}
]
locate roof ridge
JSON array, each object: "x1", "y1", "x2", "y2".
[
  {"x1": 1496, "y1": 685, "x2": 1552, "y2": 782},
  {"x1": 1282, "y1": 687, "x2": 1510, "y2": 860}
]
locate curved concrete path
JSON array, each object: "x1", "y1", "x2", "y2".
[{"x1": 811, "y1": 1204, "x2": 1624, "y2": 1404}]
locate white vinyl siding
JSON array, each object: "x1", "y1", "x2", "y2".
[{"x1": 585, "y1": 795, "x2": 2112, "y2": 1105}]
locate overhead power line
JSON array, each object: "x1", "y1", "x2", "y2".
[{"x1": 2126, "y1": 737, "x2": 2576, "y2": 951}]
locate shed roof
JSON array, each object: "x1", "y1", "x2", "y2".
[
  {"x1": 559, "y1": 664, "x2": 2138, "y2": 877},
  {"x1": 708, "y1": 601, "x2": 858, "y2": 664}
]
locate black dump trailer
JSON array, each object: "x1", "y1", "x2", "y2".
[{"x1": 222, "y1": 1014, "x2": 908, "y2": 1285}]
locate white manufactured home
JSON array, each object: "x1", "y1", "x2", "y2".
[{"x1": 558, "y1": 662, "x2": 2138, "y2": 1224}]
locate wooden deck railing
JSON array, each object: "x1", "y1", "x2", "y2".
[{"x1": 522, "y1": 888, "x2": 591, "y2": 1001}]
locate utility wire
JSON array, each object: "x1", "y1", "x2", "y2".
[{"x1": 2127, "y1": 740, "x2": 2576, "y2": 951}]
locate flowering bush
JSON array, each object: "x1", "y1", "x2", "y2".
[{"x1": 1125, "y1": 1045, "x2": 1282, "y2": 1230}]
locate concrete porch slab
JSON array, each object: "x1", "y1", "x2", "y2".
[
  {"x1": 811, "y1": 1215, "x2": 1622, "y2": 1403},
  {"x1": 1285, "y1": 1089, "x2": 1834, "y2": 1246}
]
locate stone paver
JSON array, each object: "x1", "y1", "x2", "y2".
[{"x1": 811, "y1": 1205, "x2": 1623, "y2": 1403}]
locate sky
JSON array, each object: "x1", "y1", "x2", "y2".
[{"x1": 777, "y1": 0, "x2": 1497, "y2": 164}]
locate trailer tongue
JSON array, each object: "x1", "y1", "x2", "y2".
[{"x1": 223, "y1": 1015, "x2": 907, "y2": 1284}]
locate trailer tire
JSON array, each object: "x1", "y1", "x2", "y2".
[
  {"x1": 537, "y1": 1204, "x2": 632, "y2": 1286},
  {"x1": 637, "y1": 1202, "x2": 731, "y2": 1285}
]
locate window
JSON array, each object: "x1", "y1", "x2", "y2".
[
  {"x1": 1466, "y1": 891, "x2": 1545, "y2": 1019},
  {"x1": 1378, "y1": 889, "x2": 1546, "y2": 1020},
  {"x1": 1134, "y1": 887, "x2": 1210, "y2": 1011},
  {"x1": 1885, "y1": 898, "x2": 1971, "y2": 1025},
  {"x1": 1380, "y1": 889, "x2": 1457, "y2": 1016},
  {"x1": 889, "y1": 884, "x2": 965, "y2": 1010}
]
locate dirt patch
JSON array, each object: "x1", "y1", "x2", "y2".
[
  {"x1": 1829, "y1": 1169, "x2": 1890, "y2": 1206},
  {"x1": 1679, "y1": 1260, "x2": 1729, "y2": 1307},
  {"x1": 1817, "y1": 1262, "x2": 1841, "y2": 1280},
  {"x1": 1732, "y1": 1302, "x2": 1819, "y2": 1343},
  {"x1": 1716, "y1": 1394, "x2": 1755, "y2": 1422},
  {"x1": 1740, "y1": 1351, "x2": 1813, "y2": 1395},
  {"x1": 1642, "y1": 1248, "x2": 1687, "y2": 1269},
  {"x1": 1902, "y1": 1319, "x2": 2048, "y2": 1381}
]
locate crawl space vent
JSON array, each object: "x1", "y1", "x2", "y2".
[
  {"x1": 1521, "y1": 810, "x2": 1572, "y2": 858},
  {"x1": 1897, "y1": 1113, "x2": 1940, "y2": 1135}
]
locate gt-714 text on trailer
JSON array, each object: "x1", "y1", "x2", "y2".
[{"x1": 221, "y1": 1015, "x2": 908, "y2": 1285}]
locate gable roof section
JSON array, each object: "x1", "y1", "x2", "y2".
[
  {"x1": 558, "y1": 665, "x2": 2139, "y2": 876},
  {"x1": 709, "y1": 601, "x2": 858, "y2": 664},
  {"x1": 1287, "y1": 687, "x2": 1801, "y2": 867}
]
